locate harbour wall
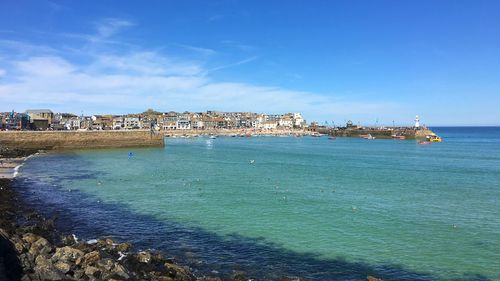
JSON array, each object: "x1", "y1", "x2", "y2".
[
  {"x1": 314, "y1": 128, "x2": 435, "y2": 139},
  {"x1": 0, "y1": 130, "x2": 164, "y2": 150}
]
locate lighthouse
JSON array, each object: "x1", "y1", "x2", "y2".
[{"x1": 414, "y1": 115, "x2": 420, "y2": 129}]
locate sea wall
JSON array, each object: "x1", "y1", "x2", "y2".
[
  {"x1": 315, "y1": 128, "x2": 435, "y2": 139},
  {"x1": 0, "y1": 130, "x2": 164, "y2": 150}
]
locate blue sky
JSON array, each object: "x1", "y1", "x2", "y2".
[{"x1": 0, "y1": 0, "x2": 499, "y2": 125}]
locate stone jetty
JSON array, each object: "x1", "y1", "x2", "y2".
[{"x1": 0, "y1": 130, "x2": 164, "y2": 150}]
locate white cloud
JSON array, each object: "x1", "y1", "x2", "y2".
[
  {"x1": 0, "y1": 53, "x2": 398, "y2": 120},
  {"x1": 88, "y1": 52, "x2": 203, "y2": 76},
  {"x1": 207, "y1": 56, "x2": 258, "y2": 73},
  {"x1": 0, "y1": 18, "x2": 401, "y2": 121},
  {"x1": 16, "y1": 56, "x2": 75, "y2": 76},
  {"x1": 175, "y1": 44, "x2": 217, "y2": 56},
  {"x1": 95, "y1": 18, "x2": 134, "y2": 38}
]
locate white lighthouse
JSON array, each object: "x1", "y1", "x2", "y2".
[{"x1": 414, "y1": 115, "x2": 420, "y2": 129}]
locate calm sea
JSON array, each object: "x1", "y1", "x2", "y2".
[{"x1": 15, "y1": 127, "x2": 500, "y2": 280}]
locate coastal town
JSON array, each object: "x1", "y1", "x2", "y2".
[
  {"x1": 0, "y1": 109, "x2": 308, "y2": 131},
  {"x1": 0, "y1": 109, "x2": 432, "y2": 135}
]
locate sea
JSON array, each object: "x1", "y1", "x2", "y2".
[{"x1": 14, "y1": 127, "x2": 500, "y2": 281}]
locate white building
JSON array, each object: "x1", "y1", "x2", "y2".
[
  {"x1": 278, "y1": 117, "x2": 294, "y2": 128},
  {"x1": 176, "y1": 115, "x2": 191, "y2": 130},
  {"x1": 112, "y1": 117, "x2": 124, "y2": 130},
  {"x1": 64, "y1": 118, "x2": 81, "y2": 130},
  {"x1": 292, "y1": 113, "x2": 305, "y2": 127},
  {"x1": 124, "y1": 117, "x2": 141, "y2": 129},
  {"x1": 260, "y1": 121, "x2": 278, "y2": 130}
]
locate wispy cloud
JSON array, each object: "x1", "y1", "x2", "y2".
[
  {"x1": 95, "y1": 18, "x2": 135, "y2": 38},
  {"x1": 207, "y1": 56, "x2": 258, "y2": 73},
  {"x1": 174, "y1": 44, "x2": 217, "y2": 56},
  {"x1": 0, "y1": 18, "x2": 400, "y2": 121}
]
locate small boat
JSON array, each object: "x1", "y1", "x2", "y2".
[
  {"x1": 209, "y1": 135, "x2": 217, "y2": 139},
  {"x1": 363, "y1": 134, "x2": 375, "y2": 140},
  {"x1": 427, "y1": 135, "x2": 442, "y2": 142},
  {"x1": 328, "y1": 137, "x2": 336, "y2": 140},
  {"x1": 418, "y1": 141, "x2": 432, "y2": 145}
]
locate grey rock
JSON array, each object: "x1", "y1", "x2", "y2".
[
  {"x1": 54, "y1": 261, "x2": 71, "y2": 274},
  {"x1": 82, "y1": 251, "x2": 100, "y2": 266},
  {"x1": 85, "y1": 266, "x2": 101, "y2": 278},
  {"x1": 51, "y1": 246, "x2": 84, "y2": 263},
  {"x1": 97, "y1": 258, "x2": 114, "y2": 271},
  {"x1": 34, "y1": 257, "x2": 64, "y2": 281},
  {"x1": 116, "y1": 242, "x2": 131, "y2": 252},
  {"x1": 164, "y1": 262, "x2": 192, "y2": 281},
  {"x1": 73, "y1": 269, "x2": 85, "y2": 279},
  {"x1": 22, "y1": 233, "x2": 40, "y2": 245},
  {"x1": 29, "y1": 237, "x2": 51, "y2": 256},
  {"x1": 137, "y1": 251, "x2": 152, "y2": 264},
  {"x1": 112, "y1": 264, "x2": 130, "y2": 279}
]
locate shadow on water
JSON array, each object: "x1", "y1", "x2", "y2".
[{"x1": 13, "y1": 153, "x2": 491, "y2": 281}]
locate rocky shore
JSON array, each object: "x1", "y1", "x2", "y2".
[{"x1": 0, "y1": 177, "x2": 228, "y2": 281}]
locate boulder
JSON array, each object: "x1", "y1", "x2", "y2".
[
  {"x1": 137, "y1": 251, "x2": 152, "y2": 264},
  {"x1": 51, "y1": 246, "x2": 84, "y2": 263},
  {"x1": 84, "y1": 266, "x2": 101, "y2": 278},
  {"x1": 97, "y1": 258, "x2": 114, "y2": 272},
  {"x1": 97, "y1": 238, "x2": 115, "y2": 249},
  {"x1": 53, "y1": 261, "x2": 71, "y2": 274},
  {"x1": 60, "y1": 234, "x2": 77, "y2": 246},
  {"x1": 111, "y1": 264, "x2": 131, "y2": 279},
  {"x1": 22, "y1": 233, "x2": 40, "y2": 245},
  {"x1": 73, "y1": 269, "x2": 85, "y2": 279},
  {"x1": 34, "y1": 255, "x2": 64, "y2": 281},
  {"x1": 164, "y1": 262, "x2": 192, "y2": 281},
  {"x1": 82, "y1": 251, "x2": 100, "y2": 266},
  {"x1": 29, "y1": 237, "x2": 52, "y2": 256},
  {"x1": 19, "y1": 252, "x2": 35, "y2": 269},
  {"x1": 14, "y1": 241, "x2": 26, "y2": 254},
  {"x1": 116, "y1": 242, "x2": 131, "y2": 252}
]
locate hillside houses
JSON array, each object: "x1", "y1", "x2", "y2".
[{"x1": 1, "y1": 110, "x2": 307, "y2": 131}]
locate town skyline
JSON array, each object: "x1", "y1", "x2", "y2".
[{"x1": 2, "y1": 108, "x2": 427, "y2": 129}]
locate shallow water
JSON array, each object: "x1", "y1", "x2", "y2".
[{"x1": 16, "y1": 127, "x2": 500, "y2": 280}]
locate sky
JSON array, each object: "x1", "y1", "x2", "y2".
[{"x1": 0, "y1": 0, "x2": 499, "y2": 126}]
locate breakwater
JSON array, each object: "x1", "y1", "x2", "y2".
[
  {"x1": 0, "y1": 130, "x2": 164, "y2": 150},
  {"x1": 314, "y1": 127, "x2": 435, "y2": 139}
]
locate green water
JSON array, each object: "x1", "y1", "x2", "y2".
[{"x1": 19, "y1": 127, "x2": 500, "y2": 280}]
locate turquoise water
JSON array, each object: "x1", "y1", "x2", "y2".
[{"x1": 17, "y1": 127, "x2": 500, "y2": 280}]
